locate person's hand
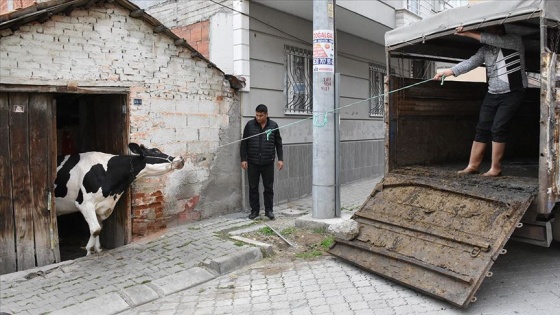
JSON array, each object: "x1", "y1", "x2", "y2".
[
  {"x1": 453, "y1": 26, "x2": 480, "y2": 40},
  {"x1": 241, "y1": 161, "x2": 248, "y2": 170},
  {"x1": 433, "y1": 69, "x2": 454, "y2": 81},
  {"x1": 277, "y1": 161, "x2": 284, "y2": 170}
]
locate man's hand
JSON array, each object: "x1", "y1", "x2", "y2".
[
  {"x1": 241, "y1": 161, "x2": 248, "y2": 170},
  {"x1": 277, "y1": 161, "x2": 284, "y2": 170},
  {"x1": 454, "y1": 26, "x2": 481, "y2": 40},
  {"x1": 433, "y1": 69, "x2": 454, "y2": 81}
]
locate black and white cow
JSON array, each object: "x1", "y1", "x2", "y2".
[{"x1": 55, "y1": 143, "x2": 185, "y2": 255}]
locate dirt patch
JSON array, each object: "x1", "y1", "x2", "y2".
[{"x1": 239, "y1": 225, "x2": 335, "y2": 263}]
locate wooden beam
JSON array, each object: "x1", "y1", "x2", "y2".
[
  {"x1": 153, "y1": 25, "x2": 166, "y2": 33},
  {"x1": 84, "y1": 0, "x2": 96, "y2": 9},
  {"x1": 37, "y1": 12, "x2": 54, "y2": 23},
  {"x1": 130, "y1": 9, "x2": 145, "y2": 18},
  {"x1": 174, "y1": 39, "x2": 186, "y2": 46},
  {"x1": 64, "y1": 4, "x2": 76, "y2": 16}
]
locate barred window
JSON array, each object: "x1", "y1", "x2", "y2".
[
  {"x1": 369, "y1": 64, "x2": 386, "y2": 117},
  {"x1": 285, "y1": 45, "x2": 313, "y2": 114}
]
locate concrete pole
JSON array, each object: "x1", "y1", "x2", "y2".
[{"x1": 312, "y1": 0, "x2": 337, "y2": 219}]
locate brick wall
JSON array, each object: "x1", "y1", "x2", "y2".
[
  {"x1": 171, "y1": 20, "x2": 210, "y2": 59},
  {"x1": 0, "y1": 0, "x2": 42, "y2": 14},
  {"x1": 0, "y1": 3, "x2": 241, "y2": 238},
  {"x1": 0, "y1": 0, "x2": 7, "y2": 14}
]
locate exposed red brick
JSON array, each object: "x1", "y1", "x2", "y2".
[
  {"x1": 201, "y1": 26, "x2": 209, "y2": 42},
  {"x1": 190, "y1": 28, "x2": 202, "y2": 42},
  {"x1": 0, "y1": 0, "x2": 8, "y2": 14},
  {"x1": 13, "y1": 0, "x2": 35, "y2": 10},
  {"x1": 198, "y1": 41, "x2": 209, "y2": 58},
  {"x1": 171, "y1": 26, "x2": 189, "y2": 41},
  {"x1": 171, "y1": 20, "x2": 209, "y2": 59}
]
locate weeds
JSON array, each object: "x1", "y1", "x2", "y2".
[
  {"x1": 258, "y1": 226, "x2": 275, "y2": 236},
  {"x1": 281, "y1": 227, "x2": 296, "y2": 236},
  {"x1": 320, "y1": 235, "x2": 335, "y2": 249},
  {"x1": 295, "y1": 250, "x2": 323, "y2": 259}
]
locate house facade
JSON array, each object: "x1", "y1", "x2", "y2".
[
  {"x1": 145, "y1": 0, "x2": 467, "y2": 207},
  {"x1": 0, "y1": 0, "x2": 242, "y2": 273}
]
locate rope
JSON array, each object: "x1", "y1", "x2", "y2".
[{"x1": 217, "y1": 77, "x2": 440, "y2": 149}]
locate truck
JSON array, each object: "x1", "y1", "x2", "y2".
[{"x1": 329, "y1": 0, "x2": 559, "y2": 308}]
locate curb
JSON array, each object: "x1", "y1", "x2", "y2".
[
  {"x1": 49, "y1": 248, "x2": 263, "y2": 315},
  {"x1": 204, "y1": 247, "x2": 263, "y2": 275}
]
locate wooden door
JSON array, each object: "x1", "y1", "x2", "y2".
[
  {"x1": 0, "y1": 92, "x2": 60, "y2": 275},
  {"x1": 81, "y1": 94, "x2": 129, "y2": 249}
]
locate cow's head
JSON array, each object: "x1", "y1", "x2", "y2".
[{"x1": 129, "y1": 143, "x2": 185, "y2": 176}]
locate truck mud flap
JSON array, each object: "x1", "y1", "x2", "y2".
[{"x1": 328, "y1": 169, "x2": 536, "y2": 308}]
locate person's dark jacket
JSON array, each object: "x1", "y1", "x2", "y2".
[{"x1": 240, "y1": 118, "x2": 283, "y2": 165}]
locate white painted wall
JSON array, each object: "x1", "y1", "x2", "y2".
[
  {"x1": 248, "y1": 2, "x2": 386, "y2": 144},
  {"x1": 210, "y1": 12, "x2": 234, "y2": 74}
]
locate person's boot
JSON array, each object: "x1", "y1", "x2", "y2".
[
  {"x1": 458, "y1": 141, "x2": 486, "y2": 174},
  {"x1": 248, "y1": 211, "x2": 259, "y2": 220},
  {"x1": 482, "y1": 141, "x2": 505, "y2": 177},
  {"x1": 265, "y1": 211, "x2": 275, "y2": 220}
]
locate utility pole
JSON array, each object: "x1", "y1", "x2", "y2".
[{"x1": 312, "y1": 0, "x2": 339, "y2": 219}]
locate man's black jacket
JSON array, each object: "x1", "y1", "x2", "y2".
[{"x1": 240, "y1": 118, "x2": 283, "y2": 165}]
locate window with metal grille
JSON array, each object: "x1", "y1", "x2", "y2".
[
  {"x1": 369, "y1": 64, "x2": 386, "y2": 117},
  {"x1": 285, "y1": 45, "x2": 313, "y2": 114}
]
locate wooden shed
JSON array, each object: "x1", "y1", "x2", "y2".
[{"x1": 0, "y1": 0, "x2": 241, "y2": 274}]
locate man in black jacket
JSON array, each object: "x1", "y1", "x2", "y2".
[{"x1": 240, "y1": 104, "x2": 284, "y2": 220}]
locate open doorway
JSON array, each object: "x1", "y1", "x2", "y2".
[{"x1": 55, "y1": 93, "x2": 129, "y2": 261}]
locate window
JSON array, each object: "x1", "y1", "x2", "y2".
[
  {"x1": 369, "y1": 64, "x2": 386, "y2": 117},
  {"x1": 407, "y1": 0, "x2": 420, "y2": 15},
  {"x1": 285, "y1": 45, "x2": 313, "y2": 114}
]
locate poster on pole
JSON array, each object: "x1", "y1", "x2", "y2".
[{"x1": 313, "y1": 30, "x2": 334, "y2": 73}]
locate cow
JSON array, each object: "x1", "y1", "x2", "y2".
[{"x1": 54, "y1": 143, "x2": 185, "y2": 255}]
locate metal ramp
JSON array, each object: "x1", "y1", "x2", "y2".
[{"x1": 328, "y1": 167, "x2": 537, "y2": 308}]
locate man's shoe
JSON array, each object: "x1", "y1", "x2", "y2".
[
  {"x1": 248, "y1": 212, "x2": 259, "y2": 220},
  {"x1": 265, "y1": 212, "x2": 275, "y2": 220}
]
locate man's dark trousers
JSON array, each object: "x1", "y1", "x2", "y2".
[{"x1": 248, "y1": 162, "x2": 274, "y2": 214}]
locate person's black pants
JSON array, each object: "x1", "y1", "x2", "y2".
[
  {"x1": 475, "y1": 89, "x2": 525, "y2": 143},
  {"x1": 248, "y1": 163, "x2": 274, "y2": 213}
]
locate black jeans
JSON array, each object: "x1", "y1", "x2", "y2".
[
  {"x1": 475, "y1": 89, "x2": 525, "y2": 143},
  {"x1": 248, "y1": 163, "x2": 274, "y2": 213}
]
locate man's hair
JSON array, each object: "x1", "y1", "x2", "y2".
[{"x1": 255, "y1": 104, "x2": 268, "y2": 113}]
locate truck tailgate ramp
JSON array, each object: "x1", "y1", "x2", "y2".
[{"x1": 328, "y1": 168, "x2": 537, "y2": 308}]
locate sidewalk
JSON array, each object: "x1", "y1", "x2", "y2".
[{"x1": 0, "y1": 176, "x2": 381, "y2": 315}]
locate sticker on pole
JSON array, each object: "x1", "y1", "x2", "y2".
[{"x1": 313, "y1": 30, "x2": 334, "y2": 73}]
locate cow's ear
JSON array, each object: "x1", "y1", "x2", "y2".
[{"x1": 129, "y1": 143, "x2": 142, "y2": 155}]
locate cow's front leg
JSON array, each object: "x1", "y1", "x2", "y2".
[
  {"x1": 93, "y1": 218, "x2": 103, "y2": 253},
  {"x1": 86, "y1": 235, "x2": 97, "y2": 256},
  {"x1": 78, "y1": 204, "x2": 102, "y2": 255}
]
